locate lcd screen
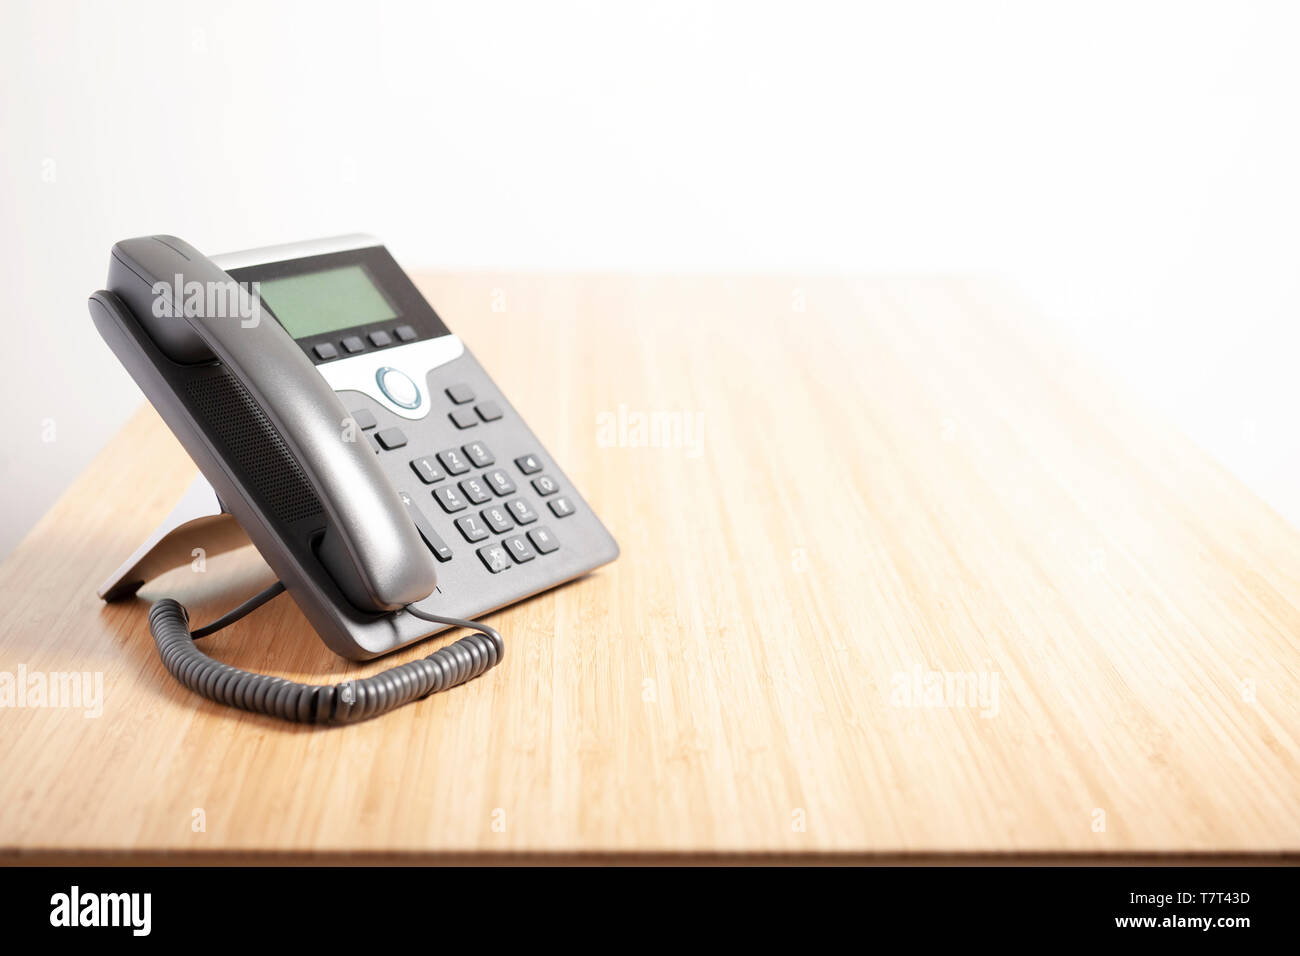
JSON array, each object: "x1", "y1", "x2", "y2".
[{"x1": 257, "y1": 264, "x2": 398, "y2": 339}]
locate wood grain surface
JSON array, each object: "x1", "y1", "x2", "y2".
[{"x1": 1, "y1": 273, "x2": 1298, "y2": 862}]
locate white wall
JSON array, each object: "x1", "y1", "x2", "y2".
[{"x1": 2, "y1": 0, "x2": 1298, "y2": 556}]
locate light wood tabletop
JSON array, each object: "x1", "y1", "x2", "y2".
[{"x1": 2, "y1": 273, "x2": 1299, "y2": 863}]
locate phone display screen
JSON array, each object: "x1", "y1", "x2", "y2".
[{"x1": 257, "y1": 264, "x2": 398, "y2": 339}]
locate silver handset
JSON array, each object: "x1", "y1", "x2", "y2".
[{"x1": 107, "y1": 235, "x2": 437, "y2": 612}]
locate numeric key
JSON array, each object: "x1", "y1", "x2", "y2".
[
  {"x1": 455, "y1": 514, "x2": 489, "y2": 542},
  {"x1": 410, "y1": 456, "x2": 445, "y2": 484},
  {"x1": 433, "y1": 485, "x2": 469, "y2": 513},
  {"x1": 503, "y1": 534, "x2": 536, "y2": 563},
  {"x1": 481, "y1": 504, "x2": 514, "y2": 534},
  {"x1": 485, "y1": 468, "x2": 516, "y2": 496},
  {"x1": 437, "y1": 448, "x2": 471, "y2": 475},
  {"x1": 459, "y1": 476, "x2": 492, "y2": 504},
  {"x1": 462, "y1": 440, "x2": 494, "y2": 467},
  {"x1": 506, "y1": 498, "x2": 538, "y2": 525}
]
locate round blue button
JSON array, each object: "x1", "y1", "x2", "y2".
[{"x1": 376, "y1": 367, "x2": 420, "y2": 409}]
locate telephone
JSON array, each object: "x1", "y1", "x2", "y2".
[{"x1": 91, "y1": 235, "x2": 618, "y2": 722}]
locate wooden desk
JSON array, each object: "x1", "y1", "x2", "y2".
[{"x1": 2, "y1": 274, "x2": 1298, "y2": 863}]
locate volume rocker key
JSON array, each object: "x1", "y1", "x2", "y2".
[{"x1": 398, "y1": 492, "x2": 453, "y2": 562}]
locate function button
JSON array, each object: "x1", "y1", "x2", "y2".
[
  {"x1": 477, "y1": 543, "x2": 511, "y2": 573},
  {"x1": 433, "y1": 484, "x2": 469, "y2": 513},
  {"x1": 458, "y1": 476, "x2": 492, "y2": 505},
  {"x1": 410, "y1": 456, "x2": 445, "y2": 484},
  {"x1": 462, "y1": 440, "x2": 494, "y2": 467},
  {"x1": 436, "y1": 448, "x2": 471, "y2": 475},
  {"x1": 399, "y1": 491, "x2": 452, "y2": 562},
  {"x1": 481, "y1": 504, "x2": 514, "y2": 534},
  {"x1": 514, "y1": 454, "x2": 542, "y2": 475},
  {"x1": 485, "y1": 468, "x2": 516, "y2": 496},
  {"x1": 313, "y1": 342, "x2": 338, "y2": 360},
  {"x1": 506, "y1": 498, "x2": 538, "y2": 525},
  {"x1": 450, "y1": 407, "x2": 478, "y2": 429},
  {"x1": 341, "y1": 335, "x2": 365, "y2": 354},
  {"x1": 394, "y1": 324, "x2": 417, "y2": 342},
  {"x1": 446, "y1": 384, "x2": 475, "y2": 404},
  {"x1": 347, "y1": 408, "x2": 377, "y2": 430},
  {"x1": 475, "y1": 401, "x2": 503, "y2": 422},
  {"x1": 503, "y1": 534, "x2": 536, "y2": 564},
  {"x1": 455, "y1": 513, "x2": 490, "y2": 543},
  {"x1": 368, "y1": 329, "x2": 393, "y2": 347},
  {"x1": 531, "y1": 475, "x2": 559, "y2": 496},
  {"x1": 548, "y1": 496, "x2": 576, "y2": 518},
  {"x1": 527, "y1": 526, "x2": 560, "y2": 554},
  {"x1": 377, "y1": 366, "x2": 421, "y2": 409},
  {"x1": 374, "y1": 427, "x2": 407, "y2": 450}
]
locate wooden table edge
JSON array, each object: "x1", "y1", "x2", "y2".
[{"x1": 1, "y1": 849, "x2": 1296, "y2": 867}]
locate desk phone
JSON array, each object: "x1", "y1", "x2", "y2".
[{"x1": 91, "y1": 235, "x2": 618, "y2": 722}]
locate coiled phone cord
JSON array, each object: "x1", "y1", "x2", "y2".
[{"x1": 148, "y1": 584, "x2": 504, "y2": 724}]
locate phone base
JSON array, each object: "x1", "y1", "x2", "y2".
[{"x1": 98, "y1": 473, "x2": 249, "y2": 601}]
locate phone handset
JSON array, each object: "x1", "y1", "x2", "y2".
[{"x1": 109, "y1": 235, "x2": 437, "y2": 612}]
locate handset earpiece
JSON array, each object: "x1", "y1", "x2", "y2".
[{"x1": 108, "y1": 235, "x2": 437, "y2": 612}]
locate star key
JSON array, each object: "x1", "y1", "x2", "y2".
[{"x1": 477, "y1": 544, "x2": 511, "y2": 573}]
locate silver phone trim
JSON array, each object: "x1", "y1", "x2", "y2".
[
  {"x1": 211, "y1": 233, "x2": 382, "y2": 271},
  {"x1": 320, "y1": 335, "x2": 465, "y2": 420}
]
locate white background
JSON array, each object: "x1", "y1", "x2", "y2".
[{"x1": 1, "y1": 0, "x2": 1297, "y2": 556}]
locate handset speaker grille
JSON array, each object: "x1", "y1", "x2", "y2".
[{"x1": 184, "y1": 368, "x2": 324, "y2": 525}]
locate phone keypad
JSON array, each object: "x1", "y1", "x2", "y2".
[{"x1": 394, "y1": 378, "x2": 579, "y2": 576}]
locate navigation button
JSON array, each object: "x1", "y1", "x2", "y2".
[{"x1": 376, "y1": 366, "x2": 420, "y2": 409}]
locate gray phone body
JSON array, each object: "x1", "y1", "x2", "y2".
[{"x1": 93, "y1": 235, "x2": 618, "y2": 660}]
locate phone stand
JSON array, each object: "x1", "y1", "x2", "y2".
[{"x1": 98, "y1": 474, "x2": 251, "y2": 601}]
